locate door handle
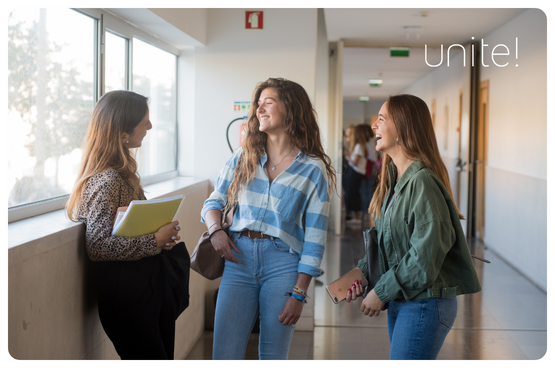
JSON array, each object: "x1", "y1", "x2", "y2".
[{"x1": 455, "y1": 159, "x2": 467, "y2": 172}]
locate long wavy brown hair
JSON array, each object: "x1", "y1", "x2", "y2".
[
  {"x1": 226, "y1": 78, "x2": 337, "y2": 211},
  {"x1": 66, "y1": 90, "x2": 149, "y2": 221},
  {"x1": 368, "y1": 94, "x2": 463, "y2": 219}
]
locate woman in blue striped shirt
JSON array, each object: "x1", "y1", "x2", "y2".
[{"x1": 201, "y1": 78, "x2": 336, "y2": 360}]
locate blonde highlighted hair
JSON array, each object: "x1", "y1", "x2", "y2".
[
  {"x1": 368, "y1": 94, "x2": 463, "y2": 219},
  {"x1": 66, "y1": 90, "x2": 148, "y2": 221}
]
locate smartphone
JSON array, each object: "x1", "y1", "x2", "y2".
[{"x1": 326, "y1": 268, "x2": 368, "y2": 304}]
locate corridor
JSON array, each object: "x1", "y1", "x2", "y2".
[
  {"x1": 7, "y1": 8, "x2": 548, "y2": 361},
  {"x1": 186, "y1": 222, "x2": 547, "y2": 360}
]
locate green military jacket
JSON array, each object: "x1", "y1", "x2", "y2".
[{"x1": 357, "y1": 160, "x2": 481, "y2": 303}]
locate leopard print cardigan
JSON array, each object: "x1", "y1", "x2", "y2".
[{"x1": 77, "y1": 168, "x2": 158, "y2": 261}]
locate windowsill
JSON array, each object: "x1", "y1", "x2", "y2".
[{"x1": 8, "y1": 176, "x2": 210, "y2": 252}]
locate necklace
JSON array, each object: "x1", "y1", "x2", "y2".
[{"x1": 269, "y1": 146, "x2": 295, "y2": 171}]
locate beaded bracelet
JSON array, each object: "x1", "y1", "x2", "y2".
[{"x1": 293, "y1": 286, "x2": 308, "y2": 298}]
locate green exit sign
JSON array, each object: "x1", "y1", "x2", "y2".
[{"x1": 390, "y1": 47, "x2": 410, "y2": 57}]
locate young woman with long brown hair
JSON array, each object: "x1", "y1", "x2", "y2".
[
  {"x1": 343, "y1": 124, "x2": 369, "y2": 223},
  {"x1": 201, "y1": 78, "x2": 336, "y2": 360},
  {"x1": 359, "y1": 123, "x2": 378, "y2": 223},
  {"x1": 346, "y1": 94, "x2": 481, "y2": 359},
  {"x1": 66, "y1": 90, "x2": 181, "y2": 359}
]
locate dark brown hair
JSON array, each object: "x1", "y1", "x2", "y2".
[{"x1": 360, "y1": 123, "x2": 375, "y2": 140}]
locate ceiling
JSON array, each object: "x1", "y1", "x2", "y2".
[
  {"x1": 323, "y1": 8, "x2": 526, "y2": 100},
  {"x1": 105, "y1": 8, "x2": 527, "y2": 101}
]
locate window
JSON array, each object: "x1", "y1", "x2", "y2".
[
  {"x1": 8, "y1": 8, "x2": 95, "y2": 208},
  {"x1": 105, "y1": 31, "x2": 128, "y2": 92},
  {"x1": 8, "y1": 8, "x2": 179, "y2": 221},
  {"x1": 132, "y1": 38, "x2": 177, "y2": 177}
]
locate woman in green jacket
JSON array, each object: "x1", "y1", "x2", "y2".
[{"x1": 346, "y1": 94, "x2": 481, "y2": 360}]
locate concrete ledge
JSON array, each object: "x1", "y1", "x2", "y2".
[{"x1": 8, "y1": 176, "x2": 211, "y2": 359}]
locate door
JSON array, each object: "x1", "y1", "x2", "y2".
[{"x1": 476, "y1": 80, "x2": 489, "y2": 240}]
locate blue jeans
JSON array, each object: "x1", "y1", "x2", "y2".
[
  {"x1": 387, "y1": 298, "x2": 457, "y2": 360},
  {"x1": 213, "y1": 232, "x2": 299, "y2": 360}
]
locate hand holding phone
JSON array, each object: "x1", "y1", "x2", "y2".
[
  {"x1": 326, "y1": 268, "x2": 368, "y2": 304},
  {"x1": 345, "y1": 280, "x2": 365, "y2": 302}
]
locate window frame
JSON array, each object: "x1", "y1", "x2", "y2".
[
  {"x1": 8, "y1": 8, "x2": 180, "y2": 223},
  {"x1": 104, "y1": 29, "x2": 130, "y2": 92}
]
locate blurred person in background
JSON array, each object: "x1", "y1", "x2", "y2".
[{"x1": 343, "y1": 124, "x2": 368, "y2": 223}]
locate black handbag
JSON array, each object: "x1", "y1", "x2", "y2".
[
  {"x1": 160, "y1": 241, "x2": 191, "y2": 320},
  {"x1": 362, "y1": 227, "x2": 387, "y2": 310}
]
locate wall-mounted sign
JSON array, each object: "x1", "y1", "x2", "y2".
[
  {"x1": 246, "y1": 11, "x2": 263, "y2": 30},
  {"x1": 233, "y1": 101, "x2": 251, "y2": 113}
]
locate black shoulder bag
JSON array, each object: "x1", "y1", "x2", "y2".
[{"x1": 362, "y1": 227, "x2": 388, "y2": 310}]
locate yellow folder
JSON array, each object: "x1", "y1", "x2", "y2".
[{"x1": 112, "y1": 195, "x2": 185, "y2": 237}]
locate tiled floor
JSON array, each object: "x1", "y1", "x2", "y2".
[{"x1": 186, "y1": 220, "x2": 547, "y2": 360}]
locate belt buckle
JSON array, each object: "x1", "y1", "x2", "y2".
[{"x1": 245, "y1": 230, "x2": 266, "y2": 239}]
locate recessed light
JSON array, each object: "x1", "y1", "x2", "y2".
[{"x1": 369, "y1": 79, "x2": 383, "y2": 87}]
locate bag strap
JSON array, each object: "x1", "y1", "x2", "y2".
[{"x1": 222, "y1": 204, "x2": 236, "y2": 228}]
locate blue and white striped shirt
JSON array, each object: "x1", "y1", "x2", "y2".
[{"x1": 201, "y1": 147, "x2": 330, "y2": 277}]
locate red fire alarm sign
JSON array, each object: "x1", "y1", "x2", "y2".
[{"x1": 246, "y1": 11, "x2": 263, "y2": 30}]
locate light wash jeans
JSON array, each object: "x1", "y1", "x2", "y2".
[
  {"x1": 213, "y1": 231, "x2": 299, "y2": 360},
  {"x1": 387, "y1": 298, "x2": 457, "y2": 360}
]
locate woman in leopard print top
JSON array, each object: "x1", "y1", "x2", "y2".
[
  {"x1": 66, "y1": 90, "x2": 181, "y2": 359},
  {"x1": 77, "y1": 168, "x2": 158, "y2": 261}
]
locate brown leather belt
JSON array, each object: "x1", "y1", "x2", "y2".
[{"x1": 240, "y1": 230, "x2": 270, "y2": 239}]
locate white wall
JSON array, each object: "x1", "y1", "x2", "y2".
[
  {"x1": 190, "y1": 8, "x2": 319, "y2": 183},
  {"x1": 402, "y1": 9, "x2": 547, "y2": 290},
  {"x1": 178, "y1": 48, "x2": 196, "y2": 178},
  {"x1": 479, "y1": 9, "x2": 547, "y2": 291},
  {"x1": 148, "y1": 8, "x2": 208, "y2": 45},
  {"x1": 327, "y1": 41, "x2": 343, "y2": 234},
  {"x1": 315, "y1": 8, "x2": 330, "y2": 152}
]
